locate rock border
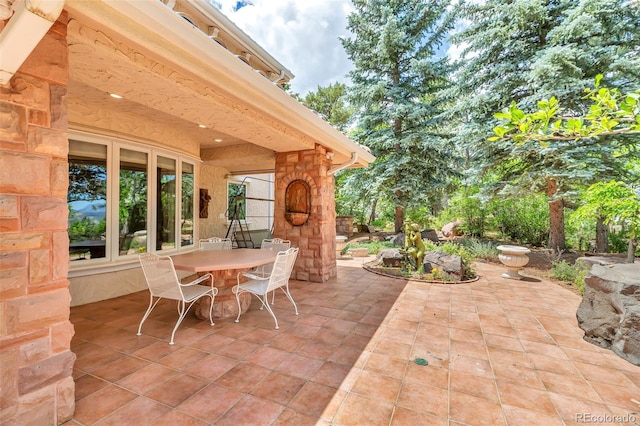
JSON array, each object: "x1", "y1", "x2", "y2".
[{"x1": 363, "y1": 261, "x2": 480, "y2": 285}]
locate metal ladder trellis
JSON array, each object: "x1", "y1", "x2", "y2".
[
  {"x1": 224, "y1": 175, "x2": 276, "y2": 248},
  {"x1": 226, "y1": 196, "x2": 254, "y2": 248}
]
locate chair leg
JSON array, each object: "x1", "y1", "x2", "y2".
[
  {"x1": 252, "y1": 293, "x2": 279, "y2": 329},
  {"x1": 170, "y1": 300, "x2": 189, "y2": 345},
  {"x1": 137, "y1": 294, "x2": 161, "y2": 336},
  {"x1": 234, "y1": 285, "x2": 243, "y2": 324},
  {"x1": 207, "y1": 293, "x2": 215, "y2": 327},
  {"x1": 281, "y1": 285, "x2": 299, "y2": 316}
]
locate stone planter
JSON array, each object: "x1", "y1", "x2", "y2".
[{"x1": 496, "y1": 245, "x2": 530, "y2": 280}]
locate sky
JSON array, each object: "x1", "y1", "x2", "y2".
[
  {"x1": 214, "y1": 0, "x2": 356, "y2": 96},
  {"x1": 213, "y1": 0, "x2": 461, "y2": 96}
]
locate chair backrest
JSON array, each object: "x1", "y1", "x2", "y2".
[
  {"x1": 266, "y1": 247, "x2": 299, "y2": 293},
  {"x1": 260, "y1": 238, "x2": 291, "y2": 252},
  {"x1": 139, "y1": 253, "x2": 185, "y2": 300},
  {"x1": 199, "y1": 237, "x2": 232, "y2": 251}
]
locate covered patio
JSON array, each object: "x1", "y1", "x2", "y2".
[{"x1": 66, "y1": 260, "x2": 640, "y2": 425}]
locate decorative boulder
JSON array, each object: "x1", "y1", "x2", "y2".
[
  {"x1": 391, "y1": 233, "x2": 404, "y2": 246},
  {"x1": 575, "y1": 255, "x2": 627, "y2": 269},
  {"x1": 423, "y1": 251, "x2": 463, "y2": 277},
  {"x1": 421, "y1": 229, "x2": 440, "y2": 242},
  {"x1": 576, "y1": 264, "x2": 640, "y2": 366},
  {"x1": 441, "y1": 221, "x2": 462, "y2": 238},
  {"x1": 375, "y1": 248, "x2": 404, "y2": 267}
]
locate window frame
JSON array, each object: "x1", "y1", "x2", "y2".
[{"x1": 68, "y1": 130, "x2": 198, "y2": 276}]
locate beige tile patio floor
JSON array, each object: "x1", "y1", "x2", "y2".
[{"x1": 66, "y1": 257, "x2": 640, "y2": 425}]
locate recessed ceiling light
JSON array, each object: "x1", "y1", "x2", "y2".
[
  {"x1": 214, "y1": 138, "x2": 223, "y2": 142},
  {"x1": 109, "y1": 93, "x2": 123, "y2": 99},
  {"x1": 198, "y1": 124, "x2": 207, "y2": 128}
]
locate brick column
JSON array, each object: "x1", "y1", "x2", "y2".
[
  {"x1": 273, "y1": 144, "x2": 337, "y2": 282},
  {"x1": 0, "y1": 13, "x2": 76, "y2": 425}
]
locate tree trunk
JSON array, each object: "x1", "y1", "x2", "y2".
[
  {"x1": 368, "y1": 198, "x2": 378, "y2": 225},
  {"x1": 595, "y1": 216, "x2": 608, "y2": 253},
  {"x1": 394, "y1": 206, "x2": 404, "y2": 233},
  {"x1": 546, "y1": 178, "x2": 566, "y2": 252},
  {"x1": 627, "y1": 230, "x2": 637, "y2": 263}
]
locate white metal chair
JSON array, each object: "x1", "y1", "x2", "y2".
[
  {"x1": 199, "y1": 237, "x2": 232, "y2": 251},
  {"x1": 233, "y1": 247, "x2": 299, "y2": 329},
  {"x1": 258, "y1": 238, "x2": 292, "y2": 303},
  {"x1": 260, "y1": 238, "x2": 291, "y2": 252},
  {"x1": 137, "y1": 253, "x2": 217, "y2": 345},
  {"x1": 257, "y1": 238, "x2": 291, "y2": 274}
]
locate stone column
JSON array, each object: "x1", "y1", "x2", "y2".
[
  {"x1": 273, "y1": 145, "x2": 337, "y2": 282},
  {"x1": 0, "y1": 13, "x2": 76, "y2": 425}
]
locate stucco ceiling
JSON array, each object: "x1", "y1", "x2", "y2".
[{"x1": 64, "y1": 0, "x2": 374, "y2": 173}]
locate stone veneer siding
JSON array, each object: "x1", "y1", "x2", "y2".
[
  {"x1": 273, "y1": 145, "x2": 337, "y2": 282},
  {"x1": 0, "y1": 13, "x2": 76, "y2": 425}
]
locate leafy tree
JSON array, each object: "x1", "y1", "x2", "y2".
[
  {"x1": 492, "y1": 80, "x2": 640, "y2": 260},
  {"x1": 571, "y1": 181, "x2": 639, "y2": 263},
  {"x1": 449, "y1": 0, "x2": 640, "y2": 252},
  {"x1": 301, "y1": 83, "x2": 354, "y2": 132},
  {"x1": 342, "y1": 0, "x2": 458, "y2": 232},
  {"x1": 491, "y1": 77, "x2": 640, "y2": 143}
]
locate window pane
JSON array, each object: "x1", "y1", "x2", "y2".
[
  {"x1": 181, "y1": 162, "x2": 194, "y2": 247},
  {"x1": 228, "y1": 182, "x2": 246, "y2": 220},
  {"x1": 157, "y1": 156, "x2": 176, "y2": 251},
  {"x1": 119, "y1": 148, "x2": 148, "y2": 255},
  {"x1": 68, "y1": 141, "x2": 107, "y2": 260}
]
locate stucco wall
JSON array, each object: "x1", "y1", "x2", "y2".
[
  {"x1": 69, "y1": 268, "x2": 146, "y2": 307},
  {"x1": 199, "y1": 164, "x2": 231, "y2": 238}
]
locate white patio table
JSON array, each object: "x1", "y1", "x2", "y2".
[{"x1": 171, "y1": 248, "x2": 278, "y2": 320}]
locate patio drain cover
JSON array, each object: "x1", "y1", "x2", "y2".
[{"x1": 414, "y1": 357, "x2": 428, "y2": 366}]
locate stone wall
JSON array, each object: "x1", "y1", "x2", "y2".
[
  {"x1": 336, "y1": 216, "x2": 354, "y2": 237},
  {"x1": 0, "y1": 14, "x2": 76, "y2": 424},
  {"x1": 273, "y1": 145, "x2": 337, "y2": 282}
]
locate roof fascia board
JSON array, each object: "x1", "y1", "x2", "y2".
[{"x1": 187, "y1": 0, "x2": 294, "y2": 81}]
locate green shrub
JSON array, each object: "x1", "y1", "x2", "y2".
[
  {"x1": 460, "y1": 238, "x2": 500, "y2": 262},
  {"x1": 565, "y1": 212, "x2": 595, "y2": 252},
  {"x1": 609, "y1": 228, "x2": 631, "y2": 254},
  {"x1": 551, "y1": 260, "x2": 589, "y2": 294},
  {"x1": 490, "y1": 194, "x2": 549, "y2": 246},
  {"x1": 343, "y1": 240, "x2": 395, "y2": 255},
  {"x1": 405, "y1": 206, "x2": 435, "y2": 230},
  {"x1": 440, "y1": 188, "x2": 488, "y2": 237}
]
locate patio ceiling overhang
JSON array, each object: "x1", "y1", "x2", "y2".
[{"x1": 64, "y1": 0, "x2": 375, "y2": 174}]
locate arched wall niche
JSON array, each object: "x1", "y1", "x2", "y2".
[{"x1": 284, "y1": 179, "x2": 311, "y2": 225}]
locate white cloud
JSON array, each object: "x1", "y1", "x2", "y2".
[{"x1": 215, "y1": 0, "x2": 354, "y2": 95}]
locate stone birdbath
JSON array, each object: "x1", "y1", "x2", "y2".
[{"x1": 496, "y1": 245, "x2": 530, "y2": 280}]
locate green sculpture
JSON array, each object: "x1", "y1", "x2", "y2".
[{"x1": 403, "y1": 221, "x2": 426, "y2": 271}]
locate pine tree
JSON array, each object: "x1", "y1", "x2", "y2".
[
  {"x1": 342, "y1": 0, "x2": 457, "y2": 232},
  {"x1": 449, "y1": 0, "x2": 640, "y2": 251}
]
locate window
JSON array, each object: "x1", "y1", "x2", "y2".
[
  {"x1": 156, "y1": 156, "x2": 176, "y2": 251},
  {"x1": 119, "y1": 148, "x2": 148, "y2": 255},
  {"x1": 181, "y1": 162, "x2": 194, "y2": 247},
  {"x1": 227, "y1": 181, "x2": 247, "y2": 220},
  {"x1": 67, "y1": 134, "x2": 196, "y2": 265},
  {"x1": 68, "y1": 140, "x2": 107, "y2": 260}
]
